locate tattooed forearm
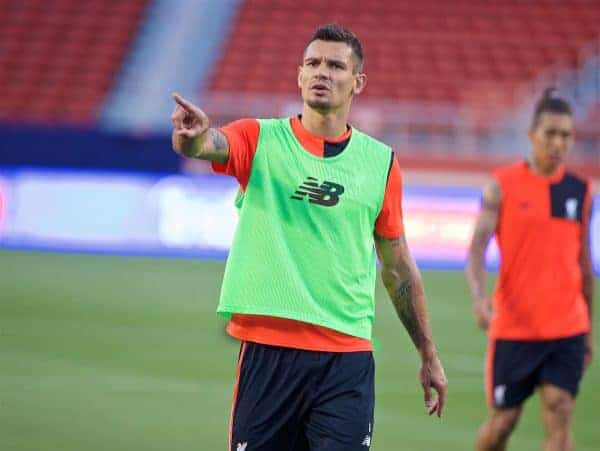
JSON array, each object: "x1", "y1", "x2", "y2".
[
  {"x1": 209, "y1": 129, "x2": 227, "y2": 151},
  {"x1": 203, "y1": 129, "x2": 229, "y2": 163},
  {"x1": 395, "y1": 280, "x2": 412, "y2": 299},
  {"x1": 375, "y1": 233, "x2": 436, "y2": 357},
  {"x1": 175, "y1": 128, "x2": 229, "y2": 162},
  {"x1": 383, "y1": 268, "x2": 432, "y2": 355},
  {"x1": 391, "y1": 279, "x2": 424, "y2": 348}
]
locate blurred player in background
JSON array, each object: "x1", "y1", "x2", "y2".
[
  {"x1": 466, "y1": 88, "x2": 594, "y2": 451},
  {"x1": 171, "y1": 23, "x2": 447, "y2": 451}
]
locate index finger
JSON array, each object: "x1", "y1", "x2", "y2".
[
  {"x1": 434, "y1": 382, "x2": 447, "y2": 417},
  {"x1": 171, "y1": 110, "x2": 183, "y2": 129},
  {"x1": 172, "y1": 92, "x2": 195, "y2": 112},
  {"x1": 423, "y1": 382, "x2": 438, "y2": 416}
]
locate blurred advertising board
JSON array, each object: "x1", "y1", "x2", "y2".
[
  {"x1": 0, "y1": 168, "x2": 597, "y2": 274},
  {"x1": 402, "y1": 186, "x2": 499, "y2": 269},
  {"x1": 0, "y1": 175, "x2": 6, "y2": 237},
  {"x1": 0, "y1": 169, "x2": 238, "y2": 258}
]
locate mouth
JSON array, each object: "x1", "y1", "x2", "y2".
[
  {"x1": 310, "y1": 83, "x2": 330, "y2": 93},
  {"x1": 548, "y1": 153, "x2": 563, "y2": 163}
]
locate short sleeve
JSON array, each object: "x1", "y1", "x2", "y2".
[
  {"x1": 211, "y1": 118, "x2": 260, "y2": 191},
  {"x1": 374, "y1": 156, "x2": 404, "y2": 238}
]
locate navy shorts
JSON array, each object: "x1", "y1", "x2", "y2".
[
  {"x1": 229, "y1": 342, "x2": 375, "y2": 451},
  {"x1": 487, "y1": 334, "x2": 585, "y2": 409}
]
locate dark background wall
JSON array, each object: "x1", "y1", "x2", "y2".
[{"x1": 0, "y1": 125, "x2": 179, "y2": 173}]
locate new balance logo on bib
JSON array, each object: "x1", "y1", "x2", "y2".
[{"x1": 291, "y1": 176, "x2": 345, "y2": 207}]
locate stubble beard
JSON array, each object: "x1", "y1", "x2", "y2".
[
  {"x1": 306, "y1": 96, "x2": 333, "y2": 113},
  {"x1": 532, "y1": 151, "x2": 562, "y2": 176}
]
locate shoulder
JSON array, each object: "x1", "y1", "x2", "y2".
[
  {"x1": 492, "y1": 161, "x2": 523, "y2": 181},
  {"x1": 559, "y1": 171, "x2": 592, "y2": 207},
  {"x1": 351, "y1": 128, "x2": 393, "y2": 174},
  {"x1": 351, "y1": 127, "x2": 391, "y2": 152},
  {"x1": 562, "y1": 170, "x2": 590, "y2": 189},
  {"x1": 255, "y1": 117, "x2": 289, "y2": 129},
  {"x1": 478, "y1": 176, "x2": 501, "y2": 209},
  {"x1": 492, "y1": 161, "x2": 525, "y2": 197},
  {"x1": 219, "y1": 118, "x2": 261, "y2": 144},
  {"x1": 221, "y1": 118, "x2": 260, "y2": 131}
]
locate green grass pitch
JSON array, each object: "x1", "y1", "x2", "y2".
[{"x1": 1, "y1": 250, "x2": 598, "y2": 450}]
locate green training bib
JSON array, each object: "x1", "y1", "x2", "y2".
[{"x1": 217, "y1": 118, "x2": 392, "y2": 339}]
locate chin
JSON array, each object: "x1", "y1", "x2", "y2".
[
  {"x1": 544, "y1": 161, "x2": 563, "y2": 174},
  {"x1": 306, "y1": 98, "x2": 333, "y2": 111}
]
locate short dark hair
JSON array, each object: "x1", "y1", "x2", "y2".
[
  {"x1": 531, "y1": 88, "x2": 573, "y2": 128},
  {"x1": 305, "y1": 23, "x2": 364, "y2": 72}
]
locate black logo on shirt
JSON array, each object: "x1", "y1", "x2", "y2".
[{"x1": 291, "y1": 177, "x2": 345, "y2": 207}]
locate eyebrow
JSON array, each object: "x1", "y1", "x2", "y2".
[
  {"x1": 545, "y1": 128, "x2": 572, "y2": 135},
  {"x1": 304, "y1": 56, "x2": 348, "y2": 67}
]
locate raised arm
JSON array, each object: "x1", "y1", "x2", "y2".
[
  {"x1": 465, "y1": 179, "x2": 501, "y2": 330},
  {"x1": 374, "y1": 233, "x2": 448, "y2": 417},
  {"x1": 170, "y1": 92, "x2": 229, "y2": 163},
  {"x1": 580, "y1": 190, "x2": 595, "y2": 370}
]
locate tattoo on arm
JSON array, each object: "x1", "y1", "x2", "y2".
[
  {"x1": 375, "y1": 234, "x2": 433, "y2": 354},
  {"x1": 396, "y1": 280, "x2": 412, "y2": 299},
  {"x1": 209, "y1": 129, "x2": 228, "y2": 152},
  {"x1": 392, "y1": 279, "x2": 425, "y2": 348},
  {"x1": 194, "y1": 128, "x2": 229, "y2": 163}
]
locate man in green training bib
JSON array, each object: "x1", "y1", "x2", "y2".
[{"x1": 171, "y1": 23, "x2": 448, "y2": 451}]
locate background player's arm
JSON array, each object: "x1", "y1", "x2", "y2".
[
  {"x1": 465, "y1": 180, "x2": 501, "y2": 329},
  {"x1": 170, "y1": 93, "x2": 229, "y2": 163},
  {"x1": 580, "y1": 191, "x2": 595, "y2": 369},
  {"x1": 374, "y1": 233, "x2": 448, "y2": 417}
]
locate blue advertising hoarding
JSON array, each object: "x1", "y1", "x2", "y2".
[{"x1": 0, "y1": 168, "x2": 598, "y2": 274}]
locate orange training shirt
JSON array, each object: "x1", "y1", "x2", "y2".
[{"x1": 489, "y1": 161, "x2": 591, "y2": 340}]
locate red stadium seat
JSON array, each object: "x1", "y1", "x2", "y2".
[
  {"x1": 0, "y1": 0, "x2": 149, "y2": 124},
  {"x1": 208, "y1": 0, "x2": 600, "y2": 112}
]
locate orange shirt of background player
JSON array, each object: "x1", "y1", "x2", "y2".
[{"x1": 489, "y1": 161, "x2": 591, "y2": 340}]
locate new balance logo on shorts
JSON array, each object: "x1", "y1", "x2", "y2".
[
  {"x1": 494, "y1": 384, "x2": 506, "y2": 406},
  {"x1": 291, "y1": 176, "x2": 345, "y2": 207},
  {"x1": 361, "y1": 422, "x2": 372, "y2": 447}
]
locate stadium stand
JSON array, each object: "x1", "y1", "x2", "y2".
[
  {"x1": 580, "y1": 101, "x2": 600, "y2": 141},
  {"x1": 0, "y1": 0, "x2": 597, "y2": 173},
  {"x1": 203, "y1": 0, "x2": 599, "y2": 171},
  {"x1": 0, "y1": 0, "x2": 148, "y2": 124},
  {"x1": 209, "y1": 0, "x2": 600, "y2": 110},
  {"x1": 101, "y1": 0, "x2": 240, "y2": 132}
]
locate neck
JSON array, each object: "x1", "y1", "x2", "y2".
[
  {"x1": 528, "y1": 158, "x2": 559, "y2": 177},
  {"x1": 300, "y1": 104, "x2": 349, "y2": 138}
]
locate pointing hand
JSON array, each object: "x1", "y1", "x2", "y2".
[{"x1": 171, "y1": 92, "x2": 210, "y2": 140}]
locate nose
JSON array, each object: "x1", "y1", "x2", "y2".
[
  {"x1": 314, "y1": 62, "x2": 331, "y2": 79},
  {"x1": 549, "y1": 135, "x2": 566, "y2": 150},
  {"x1": 315, "y1": 71, "x2": 329, "y2": 81}
]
